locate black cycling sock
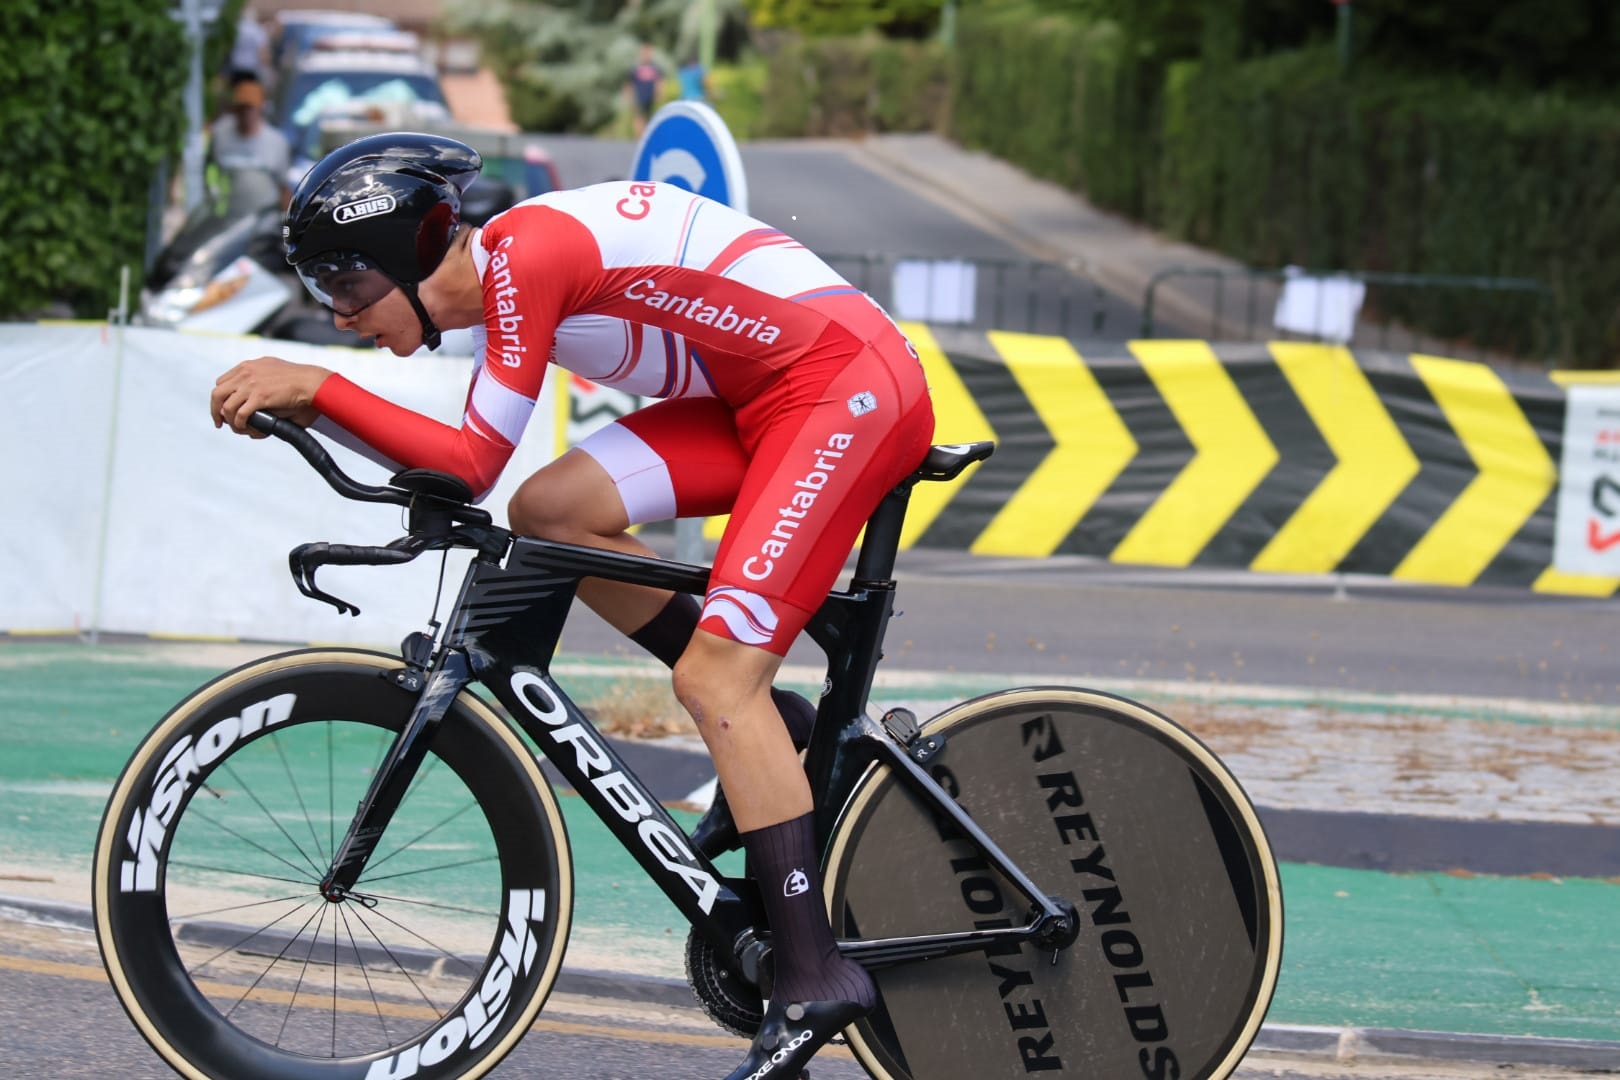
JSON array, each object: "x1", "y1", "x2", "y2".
[
  {"x1": 742, "y1": 812, "x2": 875, "y2": 1008},
  {"x1": 628, "y1": 592, "x2": 701, "y2": 669}
]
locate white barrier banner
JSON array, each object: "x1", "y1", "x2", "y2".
[
  {"x1": 0, "y1": 323, "x2": 559, "y2": 645},
  {"x1": 0, "y1": 323, "x2": 119, "y2": 630},
  {"x1": 1553, "y1": 385, "x2": 1620, "y2": 577}
]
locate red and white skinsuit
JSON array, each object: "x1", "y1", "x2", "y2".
[{"x1": 311, "y1": 180, "x2": 935, "y2": 654}]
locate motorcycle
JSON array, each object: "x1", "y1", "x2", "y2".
[{"x1": 140, "y1": 160, "x2": 519, "y2": 346}]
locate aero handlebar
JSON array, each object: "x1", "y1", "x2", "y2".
[
  {"x1": 247, "y1": 410, "x2": 412, "y2": 509},
  {"x1": 245, "y1": 411, "x2": 504, "y2": 616}
]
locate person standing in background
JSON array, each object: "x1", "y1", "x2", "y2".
[
  {"x1": 624, "y1": 42, "x2": 663, "y2": 137},
  {"x1": 676, "y1": 50, "x2": 710, "y2": 102},
  {"x1": 207, "y1": 73, "x2": 292, "y2": 209}
]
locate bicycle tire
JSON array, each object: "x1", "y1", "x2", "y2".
[
  {"x1": 93, "y1": 649, "x2": 574, "y2": 1080},
  {"x1": 824, "y1": 687, "x2": 1281, "y2": 1080}
]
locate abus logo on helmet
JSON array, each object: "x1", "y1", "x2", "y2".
[{"x1": 335, "y1": 194, "x2": 397, "y2": 223}]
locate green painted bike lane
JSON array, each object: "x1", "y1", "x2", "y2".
[{"x1": 3, "y1": 643, "x2": 1617, "y2": 1043}]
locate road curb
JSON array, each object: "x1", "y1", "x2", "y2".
[
  {"x1": 1250, "y1": 1023, "x2": 1620, "y2": 1071},
  {"x1": 9, "y1": 893, "x2": 1615, "y2": 1072}
]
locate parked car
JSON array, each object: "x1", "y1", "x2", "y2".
[
  {"x1": 270, "y1": 9, "x2": 396, "y2": 74},
  {"x1": 272, "y1": 49, "x2": 451, "y2": 184}
]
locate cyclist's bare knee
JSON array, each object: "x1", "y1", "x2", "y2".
[
  {"x1": 508, "y1": 450, "x2": 628, "y2": 543},
  {"x1": 672, "y1": 632, "x2": 778, "y2": 729}
]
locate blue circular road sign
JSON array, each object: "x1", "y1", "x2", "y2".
[{"x1": 630, "y1": 101, "x2": 749, "y2": 213}]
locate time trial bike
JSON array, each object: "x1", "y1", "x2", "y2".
[{"x1": 93, "y1": 410, "x2": 1282, "y2": 1079}]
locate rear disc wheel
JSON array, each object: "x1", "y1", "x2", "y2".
[{"x1": 825, "y1": 687, "x2": 1282, "y2": 1080}]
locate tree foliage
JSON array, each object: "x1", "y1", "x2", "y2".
[
  {"x1": 445, "y1": 0, "x2": 753, "y2": 132},
  {"x1": 0, "y1": 0, "x2": 190, "y2": 319},
  {"x1": 753, "y1": 34, "x2": 949, "y2": 135},
  {"x1": 1353, "y1": 0, "x2": 1620, "y2": 90},
  {"x1": 949, "y1": 6, "x2": 1620, "y2": 365},
  {"x1": 1028, "y1": 0, "x2": 1620, "y2": 87},
  {"x1": 744, "y1": 0, "x2": 941, "y2": 39}
]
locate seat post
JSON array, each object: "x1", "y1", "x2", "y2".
[
  {"x1": 851, "y1": 480, "x2": 915, "y2": 585},
  {"x1": 849, "y1": 441, "x2": 993, "y2": 587}
]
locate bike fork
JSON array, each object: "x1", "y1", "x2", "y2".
[{"x1": 319, "y1": 643, "x2": 472, "y2": 902}]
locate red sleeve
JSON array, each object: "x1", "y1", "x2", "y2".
[
  {"x1": 312, "y1": 374, "x2": 513, "y2": 495},
  {"x1": 309, "y1": 205, "x2": 602, "y2": 496}
]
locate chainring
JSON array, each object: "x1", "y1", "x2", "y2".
[{"x1": 684, "y1": 928, "x2": 765, "y2": 1038}]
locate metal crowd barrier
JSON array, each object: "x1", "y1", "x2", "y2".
[
  {"x1": 1140, "y1": 266, "x2": 1558, "y2": 366},
  {"x1": 820, "y1": 252, "x2": 1120, "y2": 340}
]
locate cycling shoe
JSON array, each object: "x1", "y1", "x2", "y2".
[
  {"x1": 720, "y1": 996, "x2": 868, "y2": 1080},
  {"x1": 691, "y1": 690, "x2": 816, "y2": 859}
]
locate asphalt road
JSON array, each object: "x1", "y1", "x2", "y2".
[
  {"x1": 880, "y1": 552, "x2": 1620, "y2": 707},
  {"x1": 539, "y1": 134, "x2": 1153, "y2": 340},
  {"x1": 559, "y1": 538, "x2": 1619, "y2": 709},
  {"x1": 0, "y1": 913, "x2": 1594, "y2": 1080},
  {"x1": 535, "y1": 134, "x2": 1031, "y2": 259}
]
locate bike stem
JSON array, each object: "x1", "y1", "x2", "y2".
[{"x1": 320, "y1": 646, "x2": 473, "y2": 900}]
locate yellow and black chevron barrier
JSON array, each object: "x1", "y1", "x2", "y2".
[{"x1": 886, "y1": 325, "x2": 1618, "y2": 598}]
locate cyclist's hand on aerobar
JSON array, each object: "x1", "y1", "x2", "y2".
[{"x1": 211, "y1": 357, "x2": 329, "y2": 437}]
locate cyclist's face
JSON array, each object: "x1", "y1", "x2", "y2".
[{"x1": 333, "y1": 283, "x2": 421, "y2": 356}]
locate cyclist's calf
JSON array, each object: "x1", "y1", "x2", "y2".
[{"x1": 673, "y1": 634, "x2": 810, "y2": 832}]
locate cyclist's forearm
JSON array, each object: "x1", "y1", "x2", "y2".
[
  {"x1": 313, "y1": 373, "x2": 514, "y2": 499},
  {"x1": 308, "y1": 415, "x2": 404, "y2": 475}
]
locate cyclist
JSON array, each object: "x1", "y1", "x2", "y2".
[{"x1": 209, "y1": 132, "x2": 936, "y2": 1079}]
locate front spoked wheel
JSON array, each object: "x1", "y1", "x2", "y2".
[
  {"x1": 825, "y1": 687, "x2": 1282, "y2": 1080},
  {"x1": 93, "y1": 650, "x2": 573, "y2": 1080}
]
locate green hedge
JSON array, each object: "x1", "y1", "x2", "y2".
[
  {"x1": 948, "y1": 12, "x2": 1153, "y2": 219},
  {"x1": 706, "y1": 61, "x2": 769, "y2": 141},
  {"x1": 755, "y1": 33, "x2": 950, "y2": 137},
  {"x1": 947, "y1": 10, "x2": 1620, "y2": 368},
  {"x1": 1155, "y1": 48, "x2": 1620, "y2": 366},
  {"x1": 0, "y1": 1, "x2": 193, "y2": 320}
]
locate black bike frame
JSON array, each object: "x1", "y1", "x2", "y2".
[{"x1": 314, "y1": 460, "x2": 1078, "y2": 973}]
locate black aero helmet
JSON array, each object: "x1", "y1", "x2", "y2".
[{"x1": 283, "y1": 132, "x2": 483, "y2": 350}]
